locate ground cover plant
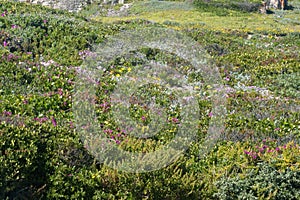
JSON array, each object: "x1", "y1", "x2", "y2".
[{"x1": 0, "y1": 0, "x2": 299, "y2": 199}]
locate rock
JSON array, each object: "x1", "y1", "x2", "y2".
[
  {"x1": 265, "y1": 0, "x2": 288, "y2": 10},
  {"x1": 14, "y1": 0, "x2": 95, "y2": 12},
  {"x1": 259, "y1": 1, "x2": 267, "y2": 14}
]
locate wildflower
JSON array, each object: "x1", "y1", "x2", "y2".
[
  {"x1": 208, "y1": 112, "x2": 213, "y2": 117},
  {"x1": 57, "y1": 88, "x2": 63, "y2": 96},
  {"x1": 172, "y1": 117, "x2": 179, "y2": 123},
  {"x1": 51, "y1": 117, "x2": 57, "y2": 127},
  {"x1": 3, "y1": 41, "x2": 7, "y2": 47},
  {"x1": 69, "y1": 121, "x2": 74, "y2": 128},
  {"x1": 34, "y1": 117, "x2": 48, "y2": 123},
  {"x1": 43, "y1": 19, "x2": 47, "y2": 24},
  {"x1": 141, "y1": 116, "x2": 146, "y2": 121},
  {"x1": 251, "y1": 154, "x2": 257, "y2": 159},
  {"x1": 259, "y1": 147, "x2": 264, "y2": 152},
  {"x1": 244, "y1": 150, "x2": 250, "y2": 155},
  {"x1": 3, "y1": 111, "x2": 12, "y2": 116},
  {"x1": 11, "y1": 24, "x2": 17, "y2": 29},
  {"x1": 104, "y1": 129, "x2": 113, "y2": 134}
]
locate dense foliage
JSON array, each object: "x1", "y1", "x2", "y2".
[{"x1": 1, "y1": 0, "x2": 299, "y2": 199}]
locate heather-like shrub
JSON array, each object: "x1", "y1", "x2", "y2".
[{"x1": 214, "y1": 162, "x2": 300, "y2": 200}]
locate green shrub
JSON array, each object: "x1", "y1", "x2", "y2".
[{"x1": 214, "y1": 162, "x2": 300, "y2": 200}]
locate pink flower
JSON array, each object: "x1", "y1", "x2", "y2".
[
  {"x1": 172, "y1": 117, "x2": 179, "y2": 123},
  {"x1": 259, "y1": 147, "x2": 264, "y2": 152},
  {"x1": 3, "y1": 41, "x2": 7, "y2": 47},
  {"x1": 141, "y1": 116, "x2": 146, "y2": 121},
  {"x1": 3, "y1": 111, "x2": 12, "y2": 116},
  {"x1": 208, "y1": 112, "x2": 213, "y2": 117},
  {"x1": 57, "y1": 88, "x2": 63, "y2": 96}
]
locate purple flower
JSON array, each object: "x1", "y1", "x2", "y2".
[
  {"x1": 244, "y1": 150, "x2": 250, "y2": 155},
  {"x1": 11, "y1": 24, "x2": 17, "y2": 29},
  {"x1": 51, "y1": 117, "x2": 57, "y2": 127},
  {"x1": 3, "y1": 111, "x2": 12, "y2": 116},
  {"x1": 116, "y1": 140, "x2": 121, "y2": 145},
  {"x1": 3, "y1": 41, "x2": 7, "y2": 47},
  {"x1": 208, "y1": 112, "x2": 213, "y2": 117},
  {"x1": 34, "y1": 117, "x2": 48, "y2": 123},
  {"x1": 43, "y1": 19, "x2": 47, "y2": 24},
  {"x1": 141, "y1": 116, "x2": 146, "y2": 121},
  {"x1": 69, "y1": 121, "x2": 74, "y2": 128}
]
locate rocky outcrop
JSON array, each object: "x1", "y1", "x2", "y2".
[
  {"x1": 260, "y1": 0, "x2": 288, "y2": 14},
  {"x1": 16, "y1": 0, "x2": 93, "y2": 12},
  {"x1": 266, "y1": 0, "x2": 288, "y2": 10}
]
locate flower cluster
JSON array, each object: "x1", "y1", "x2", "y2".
[
  {"x1": 103, "y1": 128, "x2": 127, "y2": 145},
  {"x1": 2, "y1": 53, "x2": 19, "y2": 62},
  {"x1": 1, "y1": 10, "x2": 7, "y2": 17},
  {"x1": 78, "y1": 50, "x2": 97, "y2": 60},
  {"x1": 33, "y1": 116, "x2": 57, "y2": 126},
  {"x1": 244, "y1": 138, "x2": 300, "y2": 161}
]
